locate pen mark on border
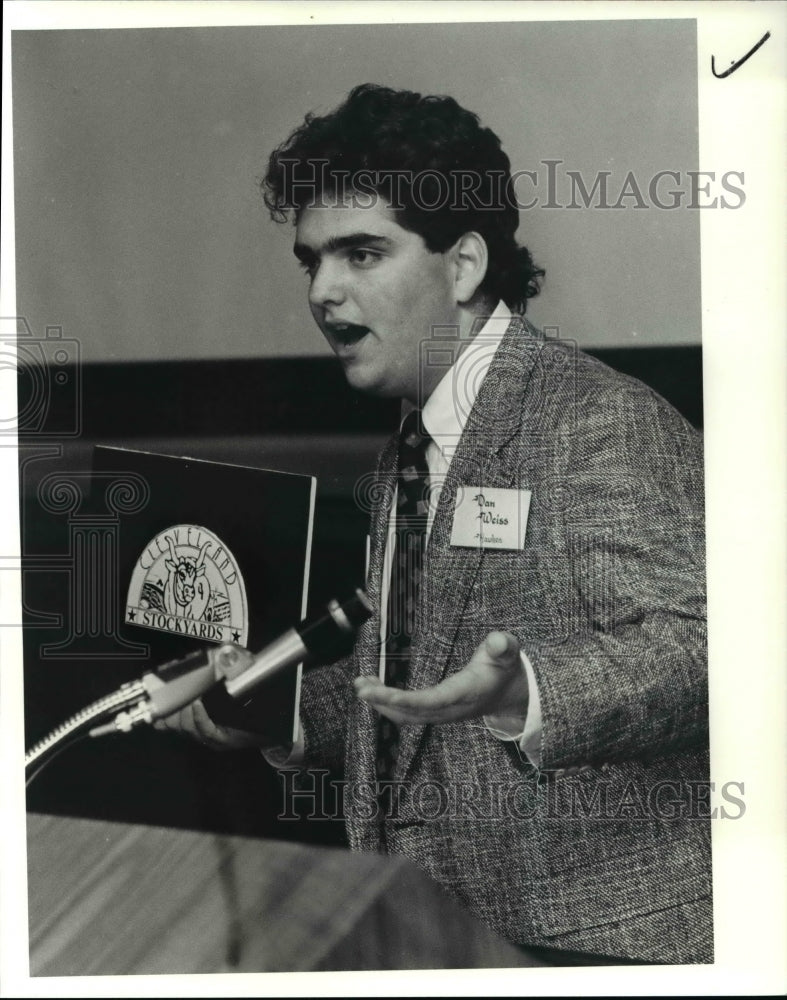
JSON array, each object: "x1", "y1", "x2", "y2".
[{"x1": 712, "y1": 31, "x2": 771, "y2": 79}]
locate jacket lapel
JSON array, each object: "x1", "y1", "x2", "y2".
[
  {"x1": 358, "y1": 435, "x2": 397, "y2": 678},
  {"x1": 344, "y1": 436, "x2": 395, "y2": 849},
  {"x1": 394, "y1": 316, "x2": 545, "y2": 782}
]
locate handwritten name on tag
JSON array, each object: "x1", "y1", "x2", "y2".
[{"x1": 449, "y1": 487, "x2": 532, "y2": 550}]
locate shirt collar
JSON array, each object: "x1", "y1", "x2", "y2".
[{"x1": 414, "y1": 300, "x2": 512, "y2": 462}]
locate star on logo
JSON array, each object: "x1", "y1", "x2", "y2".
[
  {"x1": 127, "y1": 608, "x2": 136, "y2": 622},
  {"x1": 232, "y1": 630, "x2": 240, "y2": 643}
]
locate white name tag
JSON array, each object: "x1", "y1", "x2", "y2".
[{"x1": 450, "y1": 486, "x2": 532, "y2": 550}]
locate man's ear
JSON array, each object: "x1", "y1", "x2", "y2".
[{"x1": 452, "y1": 231, "x2": 489, "y2": 304}]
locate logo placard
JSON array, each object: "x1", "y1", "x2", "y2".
[{"x1": 126, "y1": 525, "x2": 248, "y2": 645}]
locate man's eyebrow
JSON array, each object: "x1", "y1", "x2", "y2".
[{"x1": 293, "y1": 233, "x2": 393, "y2": 260}]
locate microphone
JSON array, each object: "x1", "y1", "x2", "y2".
[
  {"x1": 87, "y1": 588, "x2": 373, "y2": 739},
  {"x1": 228, "y1": 588, "x2": 372, "y2": 699},
  {"x1": 25, "y1": 590, "x2": 372, "y2": 777},
  {"x1": 200, "y1": 588, "x2": 373, "y2": 731}
]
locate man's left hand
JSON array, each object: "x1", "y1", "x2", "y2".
[{"x1": 353, "y1": 630, "x2": 527, "y2": 725}]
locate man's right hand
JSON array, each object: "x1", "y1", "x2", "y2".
[
  {"x1": 153, "y1": 699, "x2": 268, "y2": 751},
  {"x1": 152, "y1": 644, "x2": 270, "y2": 751}
]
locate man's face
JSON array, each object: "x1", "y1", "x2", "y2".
[{"x1": 294, "y1": 196, "x2": 459, "y2": 403}]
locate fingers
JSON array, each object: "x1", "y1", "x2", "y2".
[
  {"x1": 191, "y1": 700, "x2": 225, "y2": 743},
  {"x1": 355, "y1": 672, "x2": 471, "y2": 721},
  {"x1": 154, "y1": 705, "x2": 200, "y2": 737},
  {"x1": 353, "y1": 631, "x2": 523, "y2": 726},
  {"x1": 154, "y1": 702, "x2": 213, "y2": 741},
  {"x1": 153, "y1": 699, "x2": 253, "y2": 750},
  {"x1": 483, "y1": 630, "x2": 520, "y2": 664}
]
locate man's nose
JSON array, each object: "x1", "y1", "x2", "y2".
[{"x1": 308, "y1": 259, "x2": 346, "y2": 309}]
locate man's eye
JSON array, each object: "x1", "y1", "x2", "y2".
[
  {"x1": 298, "y1": 259, "x2": 317, "y2": 277},
  {"x1": 348, "y1": 249, "x2": 382, "y2": 267}
]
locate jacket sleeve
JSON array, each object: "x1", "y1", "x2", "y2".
[
  {"x1": 528, "y1": 374, "x2": 707, "y2": 771},
  {"x1": 296, "y1": 655, "x2": 356, "y2": 774},
  {"x1": 294, "y1": 437, "x2": 397, "y2": 776}
]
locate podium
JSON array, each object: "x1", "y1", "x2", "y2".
[{"x1": 26, "y1": 812, "x2": 547, "y2": 974}]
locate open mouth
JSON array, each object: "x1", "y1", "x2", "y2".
[{"x1": 326, "y1": 322, "x2": 370, "y2": 348}]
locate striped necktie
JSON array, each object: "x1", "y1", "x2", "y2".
[{"x1": 377, "y1": 409, "x2": 431, "y2": 782}]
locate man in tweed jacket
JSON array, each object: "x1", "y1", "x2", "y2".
[
  {"x1": 297, "y1": 310, "x2": 710, "y2": 963},
  {"x1": 172, "y1": 84, "x2": 712, "y2": 964}
]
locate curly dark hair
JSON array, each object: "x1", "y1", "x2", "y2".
[{"x1": 263, "y1": 83, "x2": 543, "y2": 313}]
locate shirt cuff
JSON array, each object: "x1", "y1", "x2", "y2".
[
  {"x1": 483, "y1": 650, "x2": 542, "y2": 768},
  {"x1": 261, "y1": 729, "x2": 305, "y2": 768}
]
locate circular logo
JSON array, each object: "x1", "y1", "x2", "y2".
[{"x1": 125, "y1": 525, "x2": 248, "y2": 646}]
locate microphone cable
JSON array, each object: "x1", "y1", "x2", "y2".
[{"x1": 24, "y1": 679, "x2": 148, "y2": 787}]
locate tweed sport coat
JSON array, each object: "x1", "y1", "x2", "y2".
[{"x1": 296, "y1": 316, "x2": 712, "y2": 964}]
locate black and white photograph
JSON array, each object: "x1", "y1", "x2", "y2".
[{"x1": 1, "y1": 1, "x2": 785, "y2": 995}]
